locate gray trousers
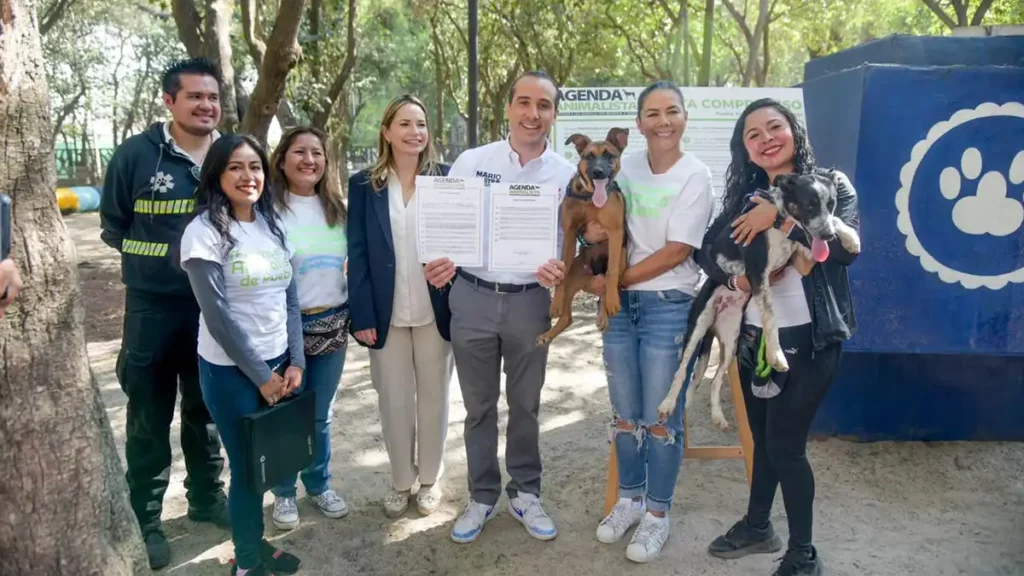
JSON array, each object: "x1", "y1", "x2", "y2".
[{"x1": 449, "y1": 275, "x2": 552, "y2": 506}]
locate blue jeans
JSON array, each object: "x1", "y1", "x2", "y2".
[
  {"x1": 602, "y1": 289, "x2": 695, "y2": 513},
  {"x1": 272, "y1": 315, "x2": 347, "y2": 498},
  {"x1": 199, "y1": 351, "x2": 289, "y2": 569}
]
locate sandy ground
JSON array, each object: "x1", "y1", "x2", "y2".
[{"x1": 68, "y1": 211, "x2": 1024, "y2": 576}]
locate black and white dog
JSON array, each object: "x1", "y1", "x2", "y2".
[{"x1": 656, "y1": 173, "x2": 861, "y2": 428}]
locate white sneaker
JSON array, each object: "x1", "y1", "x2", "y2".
[
  {"x1": 416, "y1": 483, "x2": 443, "y2": 516},
  {"x1": 625, "y1": 512, "x2": 671, "y2": 563},
  {"x1": 383, "y1": 488, "x2": 410, "y2": 518},
  {"x1": 508, "y1": 492, "x2": 557, "y2": 541},
  {"x1": 311, "y1": 489, "x2": 348, "y2": 519},
  {"x1": 272, "y1": 496, "x2": 299, "y2": 530},
  {"x1": 596, "y1": 497, "x2": 646, "y2": 543},
  {"x1": 450, "y1": 500, "x2": 496, "y2": 543}
]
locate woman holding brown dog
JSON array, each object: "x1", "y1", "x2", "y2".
[
  {"x1": 697, "y1": 98, "x2": 860, "y2": 576},
  {"x1": 585, "y1": 80, "x2": 714, "y2": 563}
]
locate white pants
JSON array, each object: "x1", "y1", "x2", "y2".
[{"x1": 369, "y1": 322, "x2": 454, "y2": 492}]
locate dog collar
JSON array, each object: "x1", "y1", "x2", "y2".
[{"x1": 565, "y1": 188, "x2": 593, "y2": 201}]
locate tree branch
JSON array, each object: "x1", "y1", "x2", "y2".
[
  {"x1": 240, "y1": 0, "x2": 267, "y2": 67},
  {"x1": 241, "y1": 0, "x2": 306, "y2": 141},
  {"x1": 721, "y1": 0, "x2": 752, "y2": 41},
  {"x1": 949, "y1": 0, "x2": 968, "y2": 25},
  {"x1": 39, "y1": 0, "x2": 79, "y2": 35},
  {"x1": 970, "y1": 0, "x2": 995, "y2": 26},
  {"x1": 920, "y1": 0, "x2": 958, "y2": 30},
  {"x1": 52, "y1": 83, "x2": 86, "y2": 143},
  {"x1": 171, "y1": 0, "x2": 204, "y2": 57},
  {"x1": 312, "y1": 0, "x2": 357, "y2": 129}
]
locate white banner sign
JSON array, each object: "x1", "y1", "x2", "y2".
[{"x1": 553, "y1": 86, "x2": 807, "y2": 203}]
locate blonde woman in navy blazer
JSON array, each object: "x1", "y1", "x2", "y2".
[{"x1": 346, "y1": 94, "x2": 453, "y2": 519}]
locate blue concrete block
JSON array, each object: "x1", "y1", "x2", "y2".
[
  {"x1": 802, "y1": 64, "x2": 1024, "y2": 357},
  {"x1": 804, "y1": 34, "x2": 1024, "y2": 82},
  {"x1": 811, "y1": 352, "x2": 1024, "y2": 441}
]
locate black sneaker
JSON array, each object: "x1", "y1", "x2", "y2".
[
  {"x1": 772, "y1": 546, "x2": 824, "y2": 576},
  {"x1": 144, "y1": 530, "x2": 171, "y2": 570},
  {"x1": 229, "y1": 562, "x2": 275, "y2": 575},
  {"x1": 260, "y1": 539, "x2": 301, "y2": 575},
  {"x1": 708, "y1": 516, "x2": 784, "y2": 559},
  {"x1": 188, "y1": 500, "x2": 231, "y2": 530}
]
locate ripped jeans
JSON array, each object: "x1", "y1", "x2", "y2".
[{"x1": 602, "y1": 289, "x2": 695, "y2": 513}]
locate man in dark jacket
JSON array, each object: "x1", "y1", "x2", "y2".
[{"x1": 99, "y1": 57, "x2": 228, "y2": 569}]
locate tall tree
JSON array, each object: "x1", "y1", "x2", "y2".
[{"x1": 0, "y1": 0, "x2": 150, "y2": 573}]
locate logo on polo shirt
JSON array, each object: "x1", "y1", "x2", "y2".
[{"x1": 476, "y1": 170, "x2": 502, "y2": 185}]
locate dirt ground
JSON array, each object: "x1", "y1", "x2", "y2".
[{"x1": 69, "y1": 211, "x2": 1024, "y2": 576}]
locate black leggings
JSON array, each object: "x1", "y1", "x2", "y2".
[{"x1": 737, "y1": 323, "x2": 842, "y2": 552}]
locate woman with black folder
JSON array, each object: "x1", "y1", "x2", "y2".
[{"x1": 180, "y1": 134, "x2": 303, "y2": 576}]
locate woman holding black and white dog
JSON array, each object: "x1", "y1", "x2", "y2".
[{"x1": 697, "y1": 98, "x2": 860, "y2": 576}]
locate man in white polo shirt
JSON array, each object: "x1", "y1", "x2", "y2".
[{"x1": 424, "y1": 71, "x2": 575, "y2": 544}]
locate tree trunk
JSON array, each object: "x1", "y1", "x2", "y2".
[
  {"x1": 697, "y1": 0, "x2": 714, "y2": 86},
  {"x1": 205, "y1": 0, "x2": 239, "y2": 133},
  {"x1": 432, "y1": 38, "x2": 445, "y2": 147},
  {"x1": 743, "y1": 0, "x2": 769, "y2": 87},
  {"x1": 240, "y1": 0, "x2": 306, "y2": 143},
  {"x1": 0, "y1": 1, "x2": 150, "y2": 574}
]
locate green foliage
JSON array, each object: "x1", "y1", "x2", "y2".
[
  {"x1": 42, "y1": 0, "x2": 1024, "y2": 154},
  {"x1": 43, "y1": 0, "x2": 185, "y2": 150}
]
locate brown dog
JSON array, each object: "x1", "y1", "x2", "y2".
[{"x1": 536, "y1": 127, "x2": 629, "y2": 346}]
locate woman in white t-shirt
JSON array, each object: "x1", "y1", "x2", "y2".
[
  {"x1": 699, "y1": 99, "x2": 860, "y2": 576},
  {"x1": 587, "y1": 81, "x2": 714, "y2": 563},
  {"x1": 265, "y1": 126, "x2": 350, "y2": 530},
  {"x1": 180, "y1": 134, "x2": 304, "y2": 576}
]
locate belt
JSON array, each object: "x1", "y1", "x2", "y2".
[
  {"x1": 302, "y1": 304, "x2": 348, "y2": 316},
  {"x1": 457, "y1": 269, "x2": 542, "y2": 294}
]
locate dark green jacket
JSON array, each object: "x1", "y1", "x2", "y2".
[{"x1": 100, "y1": 122, "x2": 206, "y2": 296}]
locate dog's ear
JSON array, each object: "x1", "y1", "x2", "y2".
[
  {"x1": 606, "y1": 128, "x2": 629, "y2": 153},
  {"x1": 565, "y1": 134, "x2": 592, "y2": 156}
]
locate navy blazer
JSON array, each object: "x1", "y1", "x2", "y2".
[{"x1": 346, "y1": 164, "x2": 452, "y2": 350}]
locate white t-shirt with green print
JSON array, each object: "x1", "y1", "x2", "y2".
[
  {"x1": 618, "y1": 150, "x2": 714, "y2": 295},
  {"x1": 278, "y1": 192, "x2": 348, "y2": 310},
  {"x1": 181, "y1": 212, "x2": 294, "y2": 365}
]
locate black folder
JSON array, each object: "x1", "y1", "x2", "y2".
[{"x1": 241, "y1": 373, "x2": 316, "y2": 494}]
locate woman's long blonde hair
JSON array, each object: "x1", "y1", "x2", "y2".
[
  {"x1": 369, "y1": 94, "x2": 441, "y2": 192},
  {"x1": 270, "y1": 126, "x2": 348, "y2": 227}
]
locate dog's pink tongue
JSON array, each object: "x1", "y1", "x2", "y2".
[
  {"x1": 812, "y1": 238, "x2": 830, "y2": 262},
  {"x1": 593, "y1": 179, "x2": 609, "y2": 208}
]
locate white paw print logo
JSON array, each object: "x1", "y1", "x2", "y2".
[
  {"x1": 896, "y1": 101, "x2": 1024, "y2": 290},
  {"x1": 939, "y1": 147, "x2": 1024, "y2": 237},
  {"x1": 150, "y1": 171, "x2": 175, "y2": 194}
]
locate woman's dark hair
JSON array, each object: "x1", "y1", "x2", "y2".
[
  {"x1": 720, "y1": 98, "x2": 817, "y2": 219},
  {"x1": 636, "y1": 80, "x2": 685, "y2": 117},
  {"x1": 193, "y1": 134, "x2": 287, "y2": 255}
]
